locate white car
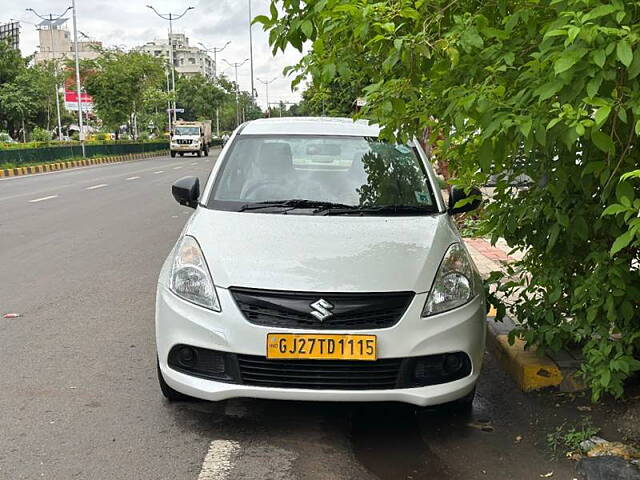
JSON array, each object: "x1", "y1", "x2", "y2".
[{"x1": 156, "y1": 117, "x2": 485, "y2": 408}]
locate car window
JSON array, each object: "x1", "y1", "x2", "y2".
[
  {"x1": 175, "y1": 126, "x2": 199, "y2": 135},
  {"x1": 208, "y1": 135, "x2": 436, "y2": 214}
]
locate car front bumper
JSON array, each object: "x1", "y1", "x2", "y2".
[
  {"x1": 155, "y1": 286, "x2": 486, "y2": 406},
  {"x1": 170, "y1": 144, "x2": 200, "y2": 152}
]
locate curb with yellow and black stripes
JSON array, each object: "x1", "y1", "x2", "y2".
[
  {"x1": 486, "y1": 308, "x2": 586, "y2": 393},
  {"x1": 0, "y1": 150, "x2": 168, "y2": 178}
]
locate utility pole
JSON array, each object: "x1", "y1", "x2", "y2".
[
  {"x1": 198, "y1": 41, "x2": 230, "y2": 137},
  {"x1": 26, "y1": 7, "x2": 70, "y2": 142},
  {"x1": 198, "y1": 41, "x2": 230, "y2": 79},
  {"x1": 257, "y1": 77, "x2": 277, "y2": 117},
  {"x1": 248, "y1": 0, "x2": 255, "y2": 99},
  {"x1": 165, "y1": 69, "x2": 171, "y2": 136},
  {"x1": 147, "y1": 5, "x2": 194, "y2": 130},
  {"x1": 223, "y1": 58, "x2": 249, "y2": 128},
  {"x1": 71, "y1": 0, "x2": 85, "y2": 157}
]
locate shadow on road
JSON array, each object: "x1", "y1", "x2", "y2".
[{"x1": 168, "y1": 396, "x2": 492, "y2": 479}]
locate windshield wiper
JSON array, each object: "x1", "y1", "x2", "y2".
[
  {"x1": 319, "y1": 204, "x2": 438, "y2": 216},
  {"x1": 238, "y1": 199, "x2": 355, "y2": 212}
]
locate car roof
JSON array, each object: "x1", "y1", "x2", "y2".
[{"x1": 239, "y1": 117, "x2": 380, "y2": 137}]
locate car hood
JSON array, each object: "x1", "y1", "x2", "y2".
[{"x1": 186, "y1": 209, "x2": 459, "y2": 293}]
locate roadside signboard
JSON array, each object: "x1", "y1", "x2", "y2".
[{"x1": 65, "y1": 90, "x2": 94, "y2": 112}]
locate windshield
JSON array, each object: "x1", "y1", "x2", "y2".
[
  {"x1": 174, "y1": 126, "x2": 200, "y2": 136},
  {"x1": 208, "y1": 135, "x2": 437, "y2": 215}
]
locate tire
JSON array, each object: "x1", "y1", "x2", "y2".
[
  {"x1": 197, "y1": 149, "x2": 202, "y2": 157},
  {"x1": 157, "y1": 360, "x2": 194, "y2": 402},
  {"x1": 170, "y1": 151, "x2": 176, "y2": 158},
  {"x1": 449, "y1": 387, "x2": 476, "y2": 412}
]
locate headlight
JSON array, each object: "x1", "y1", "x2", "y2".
[
  {"x1": 422, "y1": 243, "x2": 478, "y2": 316},
  {"x1": 170, "y1": 235, "x2": 220, "y2": 311}
]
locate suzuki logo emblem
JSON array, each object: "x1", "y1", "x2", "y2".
[{"x1": 310, "y1": 298, "x2": 334, "y2": 322}]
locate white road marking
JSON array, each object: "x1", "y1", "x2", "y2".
[
  {"x1": 197, "y1": 440, "x2": 240, "y2": 480},
  {"x1": 173, "y1": 166, "x2": 183, "y2": 170},
  {"x1": 85, "y1": 184, "x2": 108, "y2": 190},
  {"x1": 28, "y1": 195, "x2": 58, "y2": 203},
  {"x1": 191, "y1": 162, "x2": 198, "y2": 165},
  {"x1": 154, "y1": 170, "x2": 164, "y2": 174},
  {"x1": 126, "y1": 176, "x2": 140, "y2": 181}
]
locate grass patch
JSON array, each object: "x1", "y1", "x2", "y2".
[{"x1": 546, "y1": 417, "x2": 600, "y2": 456}]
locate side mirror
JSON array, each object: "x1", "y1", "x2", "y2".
[
  {"x1": 172, "y1": 176, "x2": 200, "y2": 209},
  {"x1": 448, "y1": 186, "x2": 482, "y2": 215}
]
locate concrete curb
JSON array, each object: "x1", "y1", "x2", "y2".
[
  {"x1": 0, "y1": 150, "x2": 169, "y2": 178},
  {"x1": 486, "y1": 307, "x2": 586, "y2": 392}
]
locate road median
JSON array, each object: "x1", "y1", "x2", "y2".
[{"x1": 0, "y1": 150, "x2": 168, "y2": 178}]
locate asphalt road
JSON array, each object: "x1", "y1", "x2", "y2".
[{"x1": 0, "y1": 151, "x2": 579, "y2": 480}]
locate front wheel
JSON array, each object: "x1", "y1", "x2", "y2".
[
  {"x1": 197, "y1": 149, "x2": 202, "y2": 157},
  {"x1": 449, "y1": 387, "x2": 476, "y2": 412},
  {"x1": 157, "y1": 360, "x2": 194, "y2": 402},
  {"x1": 170, "y1": 151, "x2": 176, "y2": 158}
]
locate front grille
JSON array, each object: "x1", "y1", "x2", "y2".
[
  {"x1": 229, "y1": 288, "x2": 414, "y2": 330},
  {"x1": 237, "y1": 355, "x2": 402, "y2": 390},
  {"x1": 167, "y1": 346, "x2": 473, "y2": 391}
]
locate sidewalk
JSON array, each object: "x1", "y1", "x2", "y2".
[
  {"x1": 464, "y1": 236, "x2": 578, "y2": 392},
  {"x1": 464, "y1": 237, "x2": 522, "y2": 278}
]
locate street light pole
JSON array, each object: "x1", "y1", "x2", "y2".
[
  {"x1": 258, "y1": 77, "x2": 277, "y2": 117},
  {"x1": 198, "y1": 41, "x2": 230, "y2": 137},
  {"x1": 248, "y1": 0, "x2": 255, "y2": 99},
  {"x1": 223, "y1": 59, "x2": 249, "y2": 128},
  {"x1": 71, "y1": 0, "x2": 85, "y2": 157},
  {"x1": 198, "y1": 41, "x2": 230, "y2": 79},
  {"x1": 26, "y1": 7, "x2": 70, "y2": 142},
  {"x1": 146, "y1": 5, "x2": 194, "y2": 131},
  {"x1": 165, "y1": 69, "x2": 171, "y2": 136}
]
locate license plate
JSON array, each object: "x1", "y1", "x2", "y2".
[{"x1": 266, "y1": 334, "x2": 377, "y2": 361}]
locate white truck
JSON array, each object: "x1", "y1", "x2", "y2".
[{"x1": 170, "y1": 120, "x2": 212, "y2": 158}]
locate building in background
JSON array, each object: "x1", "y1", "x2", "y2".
[
  {"x1": 138, "y1": 33, "x2": 214, "y2": 79},
  {"x1": 33, "y1": 18, "x2": 101, "y2": 64},
  {"x1": 0, "y1": 21, "x2": 20, "y2": 50}
]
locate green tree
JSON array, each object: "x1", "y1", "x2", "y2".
[
  {"x1": 0, "y1": 63, "x2": 57, "y2": 140},
  {"x1": 0, "y1": 40, "x2": 25, "y2": 85},
  {"x1": 82, "y1": 49, "x2": 165, "y2": 137},
  {"x1": 175, "y1": 74, "x2": 226, "y2": 122},
  {"x1": 259, "y1": 0, "x2": 640, "y2": 400},
  {"x1": 0, "y1": 42, "x2": 61, "y2": 138},
  {"x1": 214, "y1": 74, "x2": 263, "y2": 130},
  {"x1": 295, "y1": 77, "x2": 363, "y2": 116}
]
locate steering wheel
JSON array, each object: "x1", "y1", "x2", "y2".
[{"x1": 242, "y1": 181, "x2": 290, "y2": 201}]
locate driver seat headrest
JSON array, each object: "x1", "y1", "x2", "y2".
[{"x1": 258, "y1": 143, "x2": 293, "y2": 175}]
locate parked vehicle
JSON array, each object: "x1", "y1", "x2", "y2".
[
  {"x1": 156, "y1": 117, "x2": 485, "y2": 408},
  {"x1": 170, "y1": 120, "x2": 212, "y2": 158},
  {"x1": 0, "y1": 132, "x2": 17, "y2": 143}
]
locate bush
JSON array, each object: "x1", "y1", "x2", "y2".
[
  {"x1": 261, "y1": 0, "x2": 640, "y2": 400},
  {"x1": 30, "y1": 127, "x2": 51, "y2": 143}
]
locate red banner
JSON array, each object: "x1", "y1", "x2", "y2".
[{"x1": 64, "y1": 90, "x2": 93, "y2": 111}]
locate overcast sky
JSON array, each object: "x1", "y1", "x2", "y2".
[{"x1": 6, "y1": 0, "x2": 303, "y2": 108}]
